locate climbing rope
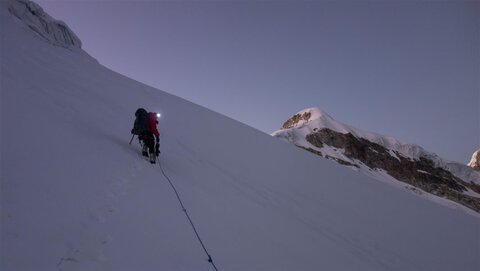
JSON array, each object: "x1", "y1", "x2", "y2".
[{"x1": 157, "y1": 159, "x2": 219, "y2": 271}]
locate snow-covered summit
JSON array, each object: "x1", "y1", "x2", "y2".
[
  {"x1": 274, "y1": 107, "x2": 426, "y2": 160},
  {"x1": 280, "y1": 107, "x2": 335, "y2": 129},
  {"x1": 468, "y1": 149, "x2": 480, "y2": 170},
  {"x1": 5, "y1": 0, "x2": 81, "y2": 48},
  {"x1": 273, "y1": 108, "x2": 480, "y2": 212}
]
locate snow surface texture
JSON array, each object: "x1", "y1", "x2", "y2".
[
  {"x1": 468, "y1": 149, "x2": 480, "y2": 170},
  {"x1": 5, "y1": 0, "x2": 81, "y2": 48},
  {"x1": 273, "y1": 108, "x2": 480, "y2": 202},
  {"x1": 1, "y1": 1, "x2": 479, "y2": 270}
]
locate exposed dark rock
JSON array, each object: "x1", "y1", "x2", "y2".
[
  {"x1": 282, "y1": 112, "x2": 312, "y2": 129},
  {"x1": 305, "y1": 133, "x2": 323, "y2": 149},
  {"x1": 304, "y1": 128, "x2": 480, "y2": 212},
  {"x1": 298, "y1": 145, "x2": 359, "y2": 168}
]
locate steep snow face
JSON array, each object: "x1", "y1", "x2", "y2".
[
  {"x1": 1, "y1": 3, "x2": 480, "y2": 271},
  {"x1": 469, "y1": 149, "x2": 480, "y2": 170},
  {"x1": 273, "y1": 108, "x2": 480, "y2": 212},
  {"x1": 5, "y1": 0, "x2": 81, "y2": 48}
]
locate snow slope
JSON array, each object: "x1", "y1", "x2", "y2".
[{"x1": 1, "y1": 1, "x2": 479, "y2": 270}]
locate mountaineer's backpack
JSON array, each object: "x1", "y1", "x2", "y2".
[{"x1": 132, "y1": 108, "x2": 149, "y2": 135}]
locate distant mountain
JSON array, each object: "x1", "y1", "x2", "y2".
[
  {"x1": 469, "y1": 149, "x2": 480, "y2": 170},
  {"x1": 273, "y1": 108, "x2": 480, "y2": 213}
]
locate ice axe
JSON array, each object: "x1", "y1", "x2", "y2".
[{"x1": 129, "y1": 134, "x2": 135, "y2": 145}]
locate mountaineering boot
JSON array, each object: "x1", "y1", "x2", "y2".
[
  {"x1": 149, "y1": 153, "x2": 156, "y2": 164},
  {"x1": 142, "y1": 144, "x2": 148, "y2": 157}
]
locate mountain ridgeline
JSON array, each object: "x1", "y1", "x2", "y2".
[{"x1": 273, "y1": 108, "x2": 480, "y2": 213}]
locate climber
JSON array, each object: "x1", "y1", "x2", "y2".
[{"x1": 131, "y1": 108, "x2": 160, "y2": 164}]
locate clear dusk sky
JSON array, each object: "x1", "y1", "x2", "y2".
[{"x1": 35, "y1": 0, "x2": 479, "y2": 164}]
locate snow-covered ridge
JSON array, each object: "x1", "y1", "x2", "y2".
[
  {"x1": 273, "y1": 108, "x2": 480, "y2": 185},
  {"x1": 6, "y1": 0, "x2": 81, "y2": 48}
]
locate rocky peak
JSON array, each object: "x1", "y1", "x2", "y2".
[
  {"x1": 280, "y1": 107, "x2": 337, "y2": 130},
  {"x1": 282, "y1": 111, "x2": 312, "y2": 129},
  {"x1": 468, "y1": 149, "x2": 480, "y2": 170}
]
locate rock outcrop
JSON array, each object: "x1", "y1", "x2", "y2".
[
  {"x1": 468, "y1": 149, "x2": 480, "y2": 170},
  {"x1": 282, "y1": 112, "x2": 312, "y2": 129}
]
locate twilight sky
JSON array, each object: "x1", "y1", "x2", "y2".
[{"x1": 36, "y1": 0, "x2": 478, "y2": 164}]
